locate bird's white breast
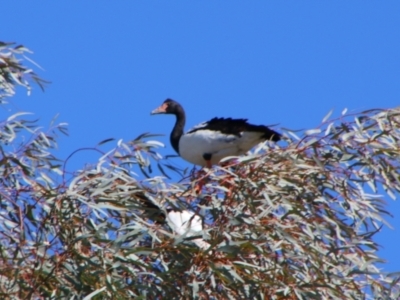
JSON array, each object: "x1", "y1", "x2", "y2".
[{"x1": 179, "y1": 129, "x2": 264, "y2": 166}]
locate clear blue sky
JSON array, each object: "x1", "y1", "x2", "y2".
[{"x1": 3, "y1": 2, "x2": 400, "y2": 273}]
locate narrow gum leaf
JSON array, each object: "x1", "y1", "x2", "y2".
[{"x1": 322, "y1": 108, "x2": 334, "y2": 123}]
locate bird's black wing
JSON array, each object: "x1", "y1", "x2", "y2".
[{"x1": 188, "y1": 117, "x2": 281, "y2": 142}]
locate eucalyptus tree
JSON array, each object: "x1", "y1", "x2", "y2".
[{"x1": 0, "y1": 41, "x2": 399, "y2": 299}]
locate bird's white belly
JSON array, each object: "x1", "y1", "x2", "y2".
[{"x1": 179, "y1": 130, "x2": 262, "y2": 166}]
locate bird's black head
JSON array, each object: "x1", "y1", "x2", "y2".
[
  {"x1": 151, "y1": 98, "x2": 182, "y2": 115},
  {"x1": 150, "y1": 98, "x2": 186, "y2": 155}
]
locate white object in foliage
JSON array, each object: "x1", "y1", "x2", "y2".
[{"x1": 167, "y1": 210, "x2": 210, "y2": 250}]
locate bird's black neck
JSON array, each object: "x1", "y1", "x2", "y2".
[{"x1": 170, "y1": 106, "x2": 185, "y2": 154}]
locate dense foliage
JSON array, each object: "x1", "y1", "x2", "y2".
[{"x1": 0, "y1": 41, "x2": 399, "y2": 299}]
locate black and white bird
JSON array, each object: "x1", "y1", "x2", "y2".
[{"x1": 151, "y1": 99, "x2": 281, "y2": 167}]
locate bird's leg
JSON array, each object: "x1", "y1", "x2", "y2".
[
  {"x1": 203, "y1": 153, "x2": 212, "y2": 168},
  {"x1": 194, "y1": 168, "x2": 212, "y2": 194},
  {"x1": 217, "y1": 159, "x2": 240, "y2": 198},
  {"x1": 206, "y1": 160, "x2": 212, "y2": 168},
  {"x1": 193, "y1": 154, "x2": 213, "y2": 194}
]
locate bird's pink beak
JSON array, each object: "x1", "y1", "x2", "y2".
[{"x1": 150, "y1": 103, "x2": 168, "y2": 115}]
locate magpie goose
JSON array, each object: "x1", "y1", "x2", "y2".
[{"x1": 151, "y1": 99, "x2": 281, "y2": 167}]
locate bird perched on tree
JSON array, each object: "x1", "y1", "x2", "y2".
[{"x1": 151, "y1": 98, "x2": 281, "y2": 167}]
